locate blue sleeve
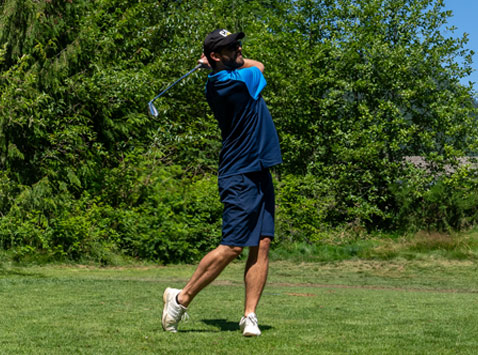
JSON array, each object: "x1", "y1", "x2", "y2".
[{"x1": 235, "y1": 67, "x2": 267, "y2": 100}]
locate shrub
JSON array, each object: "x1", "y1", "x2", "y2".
[
  {"x1": 276, "y1": 173, "x2": 336, "y2": 243},
  {"x1": 392, "y1": 165, "x2": 478, "y2": 232}
]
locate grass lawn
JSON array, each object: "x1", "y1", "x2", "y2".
[{"x1": 1, "y1": 257, "x2": 478, "y2": 354}]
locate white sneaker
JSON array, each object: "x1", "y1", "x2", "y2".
[
  {"x1": 162, "y1": 288, "x2": 188, "y2": 332},
  {"x1": 239, "y1": 312, "x2": 261, "y2": 337}
]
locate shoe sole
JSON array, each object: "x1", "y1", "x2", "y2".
[
  {"x1": 242, "y1": 325, "x2": 261, "y2": 337},
  {"x1": 243, "y1": 330, "x2": 261, "y2": 337}
]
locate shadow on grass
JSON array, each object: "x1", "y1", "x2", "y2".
[
  {"x1": 176, "y1": 320, "x2": 232, "y2": 333},
  {"x1": 202, "y1": 318, "x2": 238, "y2": 331},
  {"x1": 198, "y1": 319, "x2": 272, "y2": 333}
]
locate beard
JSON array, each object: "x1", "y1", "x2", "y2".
[{"x1": 223, "y1": 52, "x2": 244, "y2": 70}]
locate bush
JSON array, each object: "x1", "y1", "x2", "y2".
[
  {"x1": 392, "y1": 165, "x2": 478, "y2": 232},
  {"x1": 112, "y1": 168, "x2": 223, "y2": 263},
  {"x1": 276, "y1": 173, "x2": 336, "y2": 243},
  {"x1": 0, "y1": 161, "x2": 223, "y2": 264}
]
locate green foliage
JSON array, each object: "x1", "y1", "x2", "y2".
[
  {"x1": 0, "y1": 159, "x2": 222, "y2": 263},
  {"x1": 392, "y1": 164, "x2": 478, "y2": 232},
  {"x1": 264, "y1": 0, "x2": 478, "y2": 228},
  {"x1": 101, "y1": 154, "x2": 223, "y2": 263},
  {"x1": 276, "y1": 173, "x2": 336, "y2": 243},
  {"x1": 1, "y1": 0, "x2": 478, "y2": 263}
]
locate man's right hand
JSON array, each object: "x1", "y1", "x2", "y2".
[{"x1": 198, "y1": 54, "x2": 212, "y2": 69}]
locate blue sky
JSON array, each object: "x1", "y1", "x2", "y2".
[{"x1": 443, "y1": 0, "x2": 478, "y2": 94}]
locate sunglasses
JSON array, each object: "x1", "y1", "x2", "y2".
[{"x1": 223, "y1": 41, "x2": 242, "y2": 51}]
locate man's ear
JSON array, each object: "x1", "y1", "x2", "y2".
[{"x1": 210, "y1": 51, "x2": 222, "y2": 63}]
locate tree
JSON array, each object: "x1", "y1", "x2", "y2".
[
  {"x1": 1, "y1": 0, "x2": 477, "y2": 262},
  {"x1": 262, "y1": 0, "x2": 478, "y2": 229}
]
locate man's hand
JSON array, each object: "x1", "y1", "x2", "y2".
[{"x1": 198, "y1": 53, "x2": 212, "y2": 70}]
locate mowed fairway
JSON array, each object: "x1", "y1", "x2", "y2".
[{"x1": 1, "y1": 259, "x2": 478, "y2": 354}]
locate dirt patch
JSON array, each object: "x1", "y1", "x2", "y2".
[{"x1": 284, "y1": 292, "x2": 316, "y2": 297}]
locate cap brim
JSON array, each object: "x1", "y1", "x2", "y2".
[
  {"x1": 228, "y1": 32, "x2": 245, "y2": 44},
  {"x1": 214, "y1": 32, "x2": 245, "y2": 52}
]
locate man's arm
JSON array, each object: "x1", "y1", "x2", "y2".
[
  {"x1": 240, "y1": 58, "x2": 264, "y2": 73},
  {"x1": 198, "y1": 54, "x2": 265, "y2": 73}
]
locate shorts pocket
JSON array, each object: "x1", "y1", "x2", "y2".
[{"x1": 218, "y1": 174, "x2": 246, "y2": 205}]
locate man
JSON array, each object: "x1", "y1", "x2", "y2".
[{"x1": 161, "y1": 29, "x2": 282, "y2": 337}]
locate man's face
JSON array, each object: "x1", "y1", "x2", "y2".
[{"x1": 217, "y1": 41, "x2": 244, "y2": 69}]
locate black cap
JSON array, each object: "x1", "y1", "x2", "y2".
[{"x1": 203, "y1": 29, "x2": 245, "y2": 55}]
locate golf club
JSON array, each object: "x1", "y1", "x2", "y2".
[{"x1": 148, "y1": 63, "x2": 205, "y2": 117}]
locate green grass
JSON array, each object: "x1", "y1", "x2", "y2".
[
  {"x1": 270, "y1": 228, "x2": 478, "y2": 262},
  {"x1": 1, "y1": 257, "x2": 478, "y2": 354}
]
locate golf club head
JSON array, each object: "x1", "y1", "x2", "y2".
[{"x1": 148, "y1": 101, "x2": 159, "y2": 117}]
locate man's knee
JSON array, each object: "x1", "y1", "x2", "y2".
[
  {"x1": 219, "y1": 244, "x2": 243, "y2": 258},
  {"x1": 259, "y1": 236, "x2": 272, "y2": 251},
  {"x1": 230, "y1": 245, "x2": 244, "y2": 256}
]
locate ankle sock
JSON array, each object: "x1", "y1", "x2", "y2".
[{"x1": 176, "y1": 294, "x2": 187, "y2": 309}]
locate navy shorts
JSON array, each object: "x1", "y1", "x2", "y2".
[{"x1": 218, "y1": 169, "x2": 275, "y2": 247}]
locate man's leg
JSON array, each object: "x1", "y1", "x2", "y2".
[
  {"x1": 178, "y1": 244, "x2": 243, "y2": 307},
  {"x1": 244, "y1": 236, "x2": 271, "y2": 315},
  {"x1": 162, "y1": 244, "x2": 242, "y2": 332},
  {"x1": 239, "y1": 236, "x2": 271, "y2": 336}
]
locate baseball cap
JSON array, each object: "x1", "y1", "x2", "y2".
[{"x1": 203, "y1": 29, "x2": 245, "y2": 55}]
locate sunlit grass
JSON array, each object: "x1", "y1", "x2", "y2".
[
  {"x1": 270, "y1": 228, "x2": 478, "y2": 263},
  {"x1": 1, "y1": 256, "x2": 478, "y2": 354}
]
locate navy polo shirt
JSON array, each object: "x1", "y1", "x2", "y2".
[{"x1": 206, "y1": 66, "x2": 282, "y2": 177}]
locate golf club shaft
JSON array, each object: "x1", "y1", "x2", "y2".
[{"x1": 150, "y1": 64, "x2": 202, "y2": 103}]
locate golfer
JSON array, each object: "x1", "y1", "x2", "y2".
[{"x1": 162, "y1": 29, "x2": 282, "y2": 337}]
